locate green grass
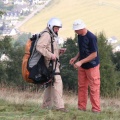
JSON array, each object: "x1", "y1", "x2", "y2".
[
  {"x1": 19, "y1": 0, "x2": 120, "y2": 40},
  {"x1": 0, "y1": 99, "x2": 120, "y2": 120},
  {"x1": 0, "y1": 88, "x2": 120, "y2": 120}
]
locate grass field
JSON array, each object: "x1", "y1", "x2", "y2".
[
  {"x1": 0, "y1": 88, "x2": 120, "y2": 120},
  {"x1": 19, "y1": 0, "x2": 120, "y2": 40}
]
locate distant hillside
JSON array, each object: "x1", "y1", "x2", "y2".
[{"x1": 19, "y1": 0, "x2": 120, "y2": 40}]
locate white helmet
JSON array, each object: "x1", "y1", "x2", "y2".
[
  {"x1": 73, "y1": 19, "x2": 86, "y2": 30},
  {"x1": 47, "y1": 17, "x2": 62, "y2": 36}
]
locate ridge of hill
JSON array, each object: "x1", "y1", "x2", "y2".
[{"x1": 19, "y1": 0, "x2": 120, "y2": 40}]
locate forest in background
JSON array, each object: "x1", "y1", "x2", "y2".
[{"x1": 0, "y1": 32, "x2": 120, "y2": 97}]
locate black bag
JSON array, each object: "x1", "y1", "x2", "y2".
[
  {"x1": 22, "y1": 31, "x2": 54, "y2": 84},
  {"x1": 28, "y1": 56, "x2": 52, "y2": 84},
  {"x1": 26, "y1": 31, "x2": 55, "y2": 85}
]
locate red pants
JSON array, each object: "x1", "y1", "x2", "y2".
[{"x1": 78, "y1": 64, "x2": 101, "y2": 112}]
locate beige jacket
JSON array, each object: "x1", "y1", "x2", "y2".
[{"x1": 36, "y1": 28, "x2": 59, "y2": 67}]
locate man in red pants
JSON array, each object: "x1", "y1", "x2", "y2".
[{"x1": 70, "y1": 19, "x2": 101, "y2": 113}]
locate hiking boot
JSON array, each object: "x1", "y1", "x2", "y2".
[{"x1": 56, "y1": 108, "x2": 68, "y2": 113}]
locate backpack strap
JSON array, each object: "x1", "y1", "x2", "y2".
[{"x1": 29, "y1": 34, "x2": 40, "y2": 62}]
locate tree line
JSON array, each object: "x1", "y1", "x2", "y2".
[{"x1": 0, "y1": 32, "x2": 120, "y2": 97}]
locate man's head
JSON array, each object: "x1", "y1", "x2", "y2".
[
  {"x1": 47, "y1": 17, "x2": 62, "y2": 37},
  {"x1": 73, "y1": 19, "x2": 87, "y2": 35}
]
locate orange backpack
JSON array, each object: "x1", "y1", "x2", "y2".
[
  {"x1": 22, "y1": 33, "x2": 53, "y2": 84},
  {"x1": 22, "y1": 39, "x2": 34, "y2": 83}
]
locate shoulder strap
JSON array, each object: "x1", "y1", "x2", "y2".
[
  {"x1": 41, "y1": 30, "x2": 54, "y2": 54},
  {"x1": 51, "y1": 36, "x2": 54, "y2": 54},
  {"x1": 43, "y1": 31, "x2": 54, "y2": 54}
]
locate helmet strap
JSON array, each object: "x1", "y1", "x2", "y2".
[{"x1": 52, "y1": 27, "x2": 58, "y2": 36}]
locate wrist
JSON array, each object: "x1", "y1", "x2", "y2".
[
  {"x1": 74, "y1": 56, "x2": 78, "y2": 60},
  {"x1": 80, "y1": 59, "x2": 84, "y2": 65}
]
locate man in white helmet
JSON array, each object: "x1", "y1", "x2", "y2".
[
  {"x1": 69, "y1": 19, "x2": 101, "y2": 113},
  {"x1": 36, "y1": 17, "x2": 67, "y2": 112}
]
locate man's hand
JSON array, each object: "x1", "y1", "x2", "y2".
[
  {"x1": 69, "y1": 57, "x2": 76, "y2": 65},
  {"x1": 74, "y1": 61, "x2": 82, "y2": 69},
  {"x1": 59, "y1": 48, "x2": 66, "y2": 55},
  {"x1": 69, "y1": 53, "x2": 79, "y2": 65},
  {"x1": 51, "y1": 54, "x2": 57, "y2": 60}
]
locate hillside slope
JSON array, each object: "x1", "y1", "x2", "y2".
[{"x1": 19, "y1": 0, "x2": 120, "y2": 40}]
